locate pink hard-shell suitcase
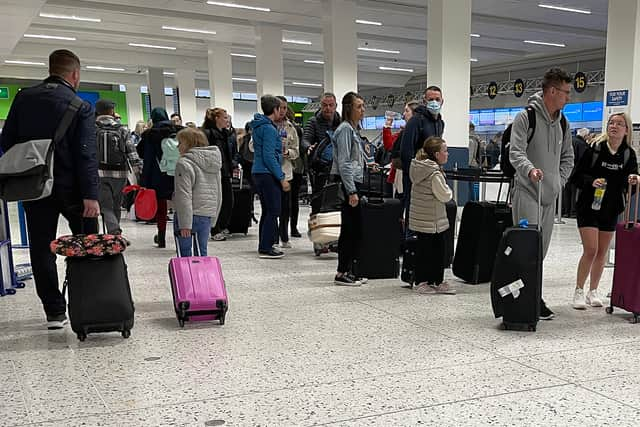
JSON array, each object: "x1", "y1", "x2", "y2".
[
  {"x1": 608, "y1": 182, "x2": 640, "y2": 323},
  {"x1": 168, "y1": 236, "x2": 228, "y2": 327}
]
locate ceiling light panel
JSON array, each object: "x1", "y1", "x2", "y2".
[
  {"x1": 538, "y1": 3, "x2": 591, "y2": 14},
  {"x1": 470, "y1": 58, "x2": 478, "y2": 62},
  {"x1": 87, "y1": 66, "x2": 125, "y2": 71},
  {"x1": 206, "y1": 1, "x2": 270, "y2": 12},
  {"x1": 129, "y1": 43, "x2": 176, "y2": 50},
  {"x1": 231, "y1": 53, "x2": 256, "y2": 58},
  {"x1": 24, "y1": 34, "x2": 76, "y2": 41},
  {"x1": 4, "y1": 60, "x2": 46, "y2": 66},
  {"x1": 304, "y1": 60, "x2": 324, "y2": 64},
  {"x1": 39, "y1": 13, "x2": 101, "y2": 22},
  {"x1": 162, "y1": 26, "x2": 216, "y2": 35},
  {"x1": 524, "y1": 40, "x2": 566, "y2": 47},
  {"x1": 292, "y1": 81, "x2": 322, "y2": 87},
  {"x1": 358, "y1": 47, "x2": 400, "y2": 54},
  {"x1": 356, "y1": 19, "x2": 382, "y2": 26},
  {"x1": 470, "y1": 33, "x2": 480, "y2": 38},
  {"x1": 282, "y1": 39, "x2": 312, "y2": 45},
  {"x1": 163, "y1": 72, "x2": 175, "y2": 76},
  {"x1": 232, "y1": 77, "x2": 257, "y2": 82},
  {"x1": 379, "y1": 66, "x2": 413, "y2": 73}
]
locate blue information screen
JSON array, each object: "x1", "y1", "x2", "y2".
[
  {"x1": 364, "y1": 117, "x2": 376, "y2": 130},
  {"x1": 77, "y1": 91, "x2": 99, "y2": 106},
  {"x1": 494, "y1": 108, "x2": 510, "y2": 125},
  {"x1": 479, "y1": 110, "x2": 494, "y2": 126},
  {"x1": 469, "y1": 111, "x2": 480, "y2": 127},
  {"x1": 375, "y1": 116, "x2": 386, "y2": 130},
  {"x1": 562, "y1": 103, "x2": 582, "y2": 122},
  {"x1": 582, "y1": 101, "x2": 603, "y2": 122}
]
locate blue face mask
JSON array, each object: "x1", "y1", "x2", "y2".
[{"x1": 426, "y1": 100, "x2": 441, "y2": 115}]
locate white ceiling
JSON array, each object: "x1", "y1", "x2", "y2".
[{"x1": 0, "y1": 0, "x2": 611, "y2": 96}]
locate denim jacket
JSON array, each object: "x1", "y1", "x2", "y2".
[{"x1": 330, "y1": 121, "x2": 364, "y2": 194}]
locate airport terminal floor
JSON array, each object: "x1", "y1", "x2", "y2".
[{"x1": 1, "y1": 204, "x2": 640, "y2": 426}]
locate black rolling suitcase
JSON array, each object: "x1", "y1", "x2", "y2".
[
  {"x1": 65, "y1": 253, "x2": 134, "y2": 341},
  {"x1": 228, "y1": 186, "x2": 252, "y2": 235},
  {"x1": 491, "y1": 182, "x2": 542, "y2": 331},
  {"x1": 452, "y1": 198, "x2": 512, "y2": 284},
  {"x1": 442, "y1": 199, "x2": 457, "y2": 268}
]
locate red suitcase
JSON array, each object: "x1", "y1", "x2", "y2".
[
  {"x1": 168, "y1": 236, "x2": 228, "y2": 327},
  {"x1": 608, "y1": 182, "x2": 640, "y2": 323}
]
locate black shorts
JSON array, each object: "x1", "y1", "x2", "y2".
[{"x1": 576, "y1": 209, "x2": 618, "y2": 232}]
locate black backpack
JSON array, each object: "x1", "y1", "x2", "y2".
[
  {"x1": 97, "y1": 122, "x2": 128, "y2": 171},
  {"x1": 500, "y1": 106, "x2": 567, "y2": 178},
  {"x1": 308, "y1": 130, "x2": 334, "y2": 174}
]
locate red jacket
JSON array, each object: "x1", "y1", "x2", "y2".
[{"x1": 382, "y1": 127, "x2": 400, "y2": 184}]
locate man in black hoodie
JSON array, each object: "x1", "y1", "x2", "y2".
[{"x1": 399, "y1": 86, "x2": 445, "y2": 233}]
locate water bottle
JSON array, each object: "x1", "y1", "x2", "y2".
[{"x1": 591, "y1": 179, "x2": 607, "y2": 211}]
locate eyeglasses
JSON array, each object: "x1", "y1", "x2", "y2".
[
  {"x1": 608, "y1": 120, "x2": 627, "y2": 128},
  {"x1": 553, "y1": 86, "x2": 571, "y2": 95}
]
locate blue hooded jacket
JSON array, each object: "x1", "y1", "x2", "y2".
[{"x1": 250, "y1": 113, "x2": 284, "y2": 180}]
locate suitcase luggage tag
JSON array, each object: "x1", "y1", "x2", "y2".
[{"x1": 498, "y1": 280, "x2": 525, "y2": 299}]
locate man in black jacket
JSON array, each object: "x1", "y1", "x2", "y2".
[
  {"x1": 563, "y1": 127, "x2": 589, "y2": 217},
  {"x1": 302, "y1": 92, "x2": 341, "y2": 213},
  {"x1": 0, "y1": 49, "x2": 99, "y2": 330}
]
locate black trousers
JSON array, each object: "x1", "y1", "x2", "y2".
[
  {"x1": 414, "y1": 231, "x2": 445, "y2": 286},
  {"x1": 337, "y1": 188, "x2": 362, "y2": 274},
  {"x1": 279, "y1": 189, "x2": 291, "y2": 243},
  {"x1": 23, "y1": 194, "x2": 98, "y2": 316},
  {"x1": 212, "y1": 176, "x2": 233, "y2": 234},
  {"x1": 289, "y1": 173, "x2": 303, "y2": 232}
]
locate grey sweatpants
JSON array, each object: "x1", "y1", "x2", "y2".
[
  {"x1": 98, "y1": 177, "x2": 127, "y2": 234},
  {"x1": 511, "y1": 186, "x2": 556, "y2": 259}
]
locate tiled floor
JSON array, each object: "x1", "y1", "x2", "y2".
[{"x1": 1, "y1": 205, "x2": 639, "y2": 426}]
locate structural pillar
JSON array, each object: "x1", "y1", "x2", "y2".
[
  {"x1": 256, "y1": 24, "x2": 283, "y2": 104},
  {"x1": 603, "y1": 0, "x2": 640, "y2": 158},
  {"x1": 175, "y1": 68, "x2": 198, "y2": 124},
  {"x1": 208, "y1": 43, "x2": 235, "y2": 118},
  {"x1": 426, "y1": 0, "x2": 472, "y2": 148},
  {"x1": 323, "y1": 0, "x2": 358, "y2": 107},
  {"x1": 124, "y1": 84, "x2": 143, "y2": 127},
  {"x1": 147, "y1": 67, "x2": 166, "y2": 110}
]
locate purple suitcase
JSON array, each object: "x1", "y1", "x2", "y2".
[
  {"x1": 608, "y1": 182, "x2": 640, "y2": 323},
  {"x1": 168, "y1": 236, "x2": 228, "y2": 327}
]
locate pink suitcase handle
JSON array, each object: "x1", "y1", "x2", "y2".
[{"x1": 624, "y1": 181, "x2": 640, "y2": 227}]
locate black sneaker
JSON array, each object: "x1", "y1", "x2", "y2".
[
  {"x1": 347, "y1": 273, "x2": 368, "y2": 284},
  {"x1": 46, "y1": 314, "x2": 69, "y2": 330},
  {"x1": 540, "y1": 300, "x2": 555, "y2": 320},
  {"x1": 334, "y1": 274, "x2": 361, "y2": 286},
  {"x1": 291, "y1": 230, "x2": 302, "y2": 238},
  {"x1": 259, "y1": 249, "x2": 285, "y2": 259}
]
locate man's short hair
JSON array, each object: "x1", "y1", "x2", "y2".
[
  {"x1": 49, "y1": 49, "x2": 80, "y2": 76},
  {"x1": 95, "y1": 99, "x2": 116, "y2": 115},
  {"x1": 542, "y1": 68, "x2": 572, "y2": 91},
  {"x1": 261, "y1": 95, "x2": 281, "y2": 115},
  {"x1": 170, "y1": 113, "x2": 182, "y2": 119},
  {"x1": 424, "y1": 85, "x2": 442, "y2": 95},
  {"x1": 321, "y1": 92, "x2": 337, "y2": 102}
]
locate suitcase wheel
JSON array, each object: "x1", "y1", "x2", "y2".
[
  {"x1": 632, "y1": 314, "x2": 639, "y2": 324},
  {"x1": 122, "y1": 330, "x2": 131, "y2": 339},
  {"x1": 605, "y1": 306, "x2": 613, "y2": 315},
  {"x1": 219, "y1": 314, "x2": 226, "y2": 325},
  {"x1": 528, "y1": 324, "x2": 536, "y2": 332},
  {"x1": 77, "y1": 332, "x2": 87, "y2": 342}
]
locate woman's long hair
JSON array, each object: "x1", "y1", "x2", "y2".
[
  {"x1": 341, "y1": 91, "x2": 364, "y2": 128},
  {"x1": 591, "y1": 112, "x2": 633, "y2": 147},
  {"x1": 202, "y1": 107, "x2": 226, "y2": 129},
  {"x1": 416, "y1": 136, "x2": 446, "y2": 162}
]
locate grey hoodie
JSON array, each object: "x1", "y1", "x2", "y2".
[
  {"x1": 509, "y1": 91, "x2": 574, "y2": 205},
  {"x1": 174, "y1": 145, "x2": 222, "y2": 230}
]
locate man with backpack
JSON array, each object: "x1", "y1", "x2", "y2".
[
  {"x1": 95, "y1": 99, "x2": 140, "y2": 234},
  {"x1": 508, "y1": 67, "x2": 574, "y2": 320}
]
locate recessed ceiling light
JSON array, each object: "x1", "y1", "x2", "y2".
[
  {"x1": 163, "y1": 72, "x2": 175, "y2": 76},
  {"x1": 524, "y1": 40, "x2": 565, "y2": 47},
  {"x1": 231, "y1": 53, "x2": 256, "y2": 58},
  {"x1": 206, "y1": 1, "x2": 270, "y2": 12},
  {"x1": 470, "y1": 58, "x2": 478, "y2": 62},
  {"x1": 282, "y1": 39, "x2": 312, "y2": 45},
  {"x1": 87, "y1": 65, "x2": 125, "y2": 71},
  {"x1": 162, "y1": 26, "x2": 216, "y2": 35},
  {"x1": 129, "y1": 43, "x2": 176, "y2": 50},
  {"x1": 470, "y1": 33, "x2": 480, "y2": 38},
  {"x1": 356, "y1": 19, "x2": 382, "y2": 26},
  {"x1": 379, "y1": 66, "x2": 413, "y2": 73},
  {"x1": 39, "y1": 13, "x2": 101, "y2": 22},
  {"x1": 358, "y1": 47, "x2": 400, "y2": 54},
  {"x1": 4, "y1": 60, "x2": 46, "y2": 66},
  {"x1": 304, "y1": 59, "x2": 324, "y2": 64},
  {"x1": 538, "y1": 3, "x2": 591, "y2": 14},
  {"x1": 232, "y1": 77, "x2": 257, "y2": 82},
  {"x1": 24, "y1": 34, "x2": 76, "y2": 41},
  {"x1": 292, "y1": 81, "x2": 322, "y2": 87}
]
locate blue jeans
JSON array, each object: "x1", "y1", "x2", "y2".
[
  {"x1": 173, "y1": 214, "x2": 211, "y2": 256},
  {"x1": 253, "y1": 173, "x2": 282, "y2": 253}
]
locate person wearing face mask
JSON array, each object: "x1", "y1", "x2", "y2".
[{"x1": 399, "y1": 86, "x2": 445, "y2": 234}]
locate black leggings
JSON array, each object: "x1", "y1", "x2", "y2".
[
  {"x1": 337, "y1": 188, "x2": 362, "y2": 274},
  {"x1": 212, "y1": 176, "x2": 233, "y2": 234},
  {"x1": 289, "y1": 173, "x2": 303, "y2": 232},
  {"x1": 414, "y1": 231, "x2": 445, "y2": 285}
]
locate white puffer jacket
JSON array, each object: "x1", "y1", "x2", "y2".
[{"x1": 173, "y1": 146, "x2": 222, "y2": 230}]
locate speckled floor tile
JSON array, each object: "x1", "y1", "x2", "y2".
[{"x1": 579, "y1": 373, "x2": 640, "y2": 409}]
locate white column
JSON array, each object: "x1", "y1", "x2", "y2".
[
  {"x1": 208, "y1": 43, "x2": 234, "y2": 118},
  {"x1": 603, "y1": 0, "x2": 640, "y2": 142},
  {"x1": 323, "y1": 0, "x2": 358, "y2": 106},
  {"x1": 256, "y1": 24, "x2": 283, "y2": 104},
  {"x1": 124, "y1": 84, "x2": 143, "y2": 127},
  {"x1": 426, "y1": 0, "x2": 472, "y2": 148},
  {"x1": 147, "y1": 67, "x2": 165, "y2": 110},
  {"x1": 175, "y1": 68, "x2": 197, "y2": 124}
]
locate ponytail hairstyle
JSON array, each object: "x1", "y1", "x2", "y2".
[{"x1": 416, "y1": 136, "x2": 446, "y2": 162}]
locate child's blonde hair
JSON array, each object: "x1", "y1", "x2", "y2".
[
  {"x1": 416, "y1": 136, "x2": 446, "y2": 161},
  {"x1": 177, "y1": 128, "x2": 208, "y2": 153}
]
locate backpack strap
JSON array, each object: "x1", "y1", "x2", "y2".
[
  {"x1": 525, "y1": 106, "x2": 536, "y2": 144},
  {"x1": 590, "y1": 142, "x2": 602, "y2": 169},
  {"x1": 53, "y1": 96, "x2": 83, "y2": 146}
]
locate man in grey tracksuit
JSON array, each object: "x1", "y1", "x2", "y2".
[{"x1": 509, "y1": 68, "x2": 574, "y2": 320}]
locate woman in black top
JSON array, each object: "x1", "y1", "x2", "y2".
[{"x1": 571, "y1": 112, "x2": 639, "y2": 309}]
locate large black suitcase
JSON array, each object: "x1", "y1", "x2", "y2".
[
  {"x1": 228, "y1": 187, "x2": 252, "y2": 235},
  {"x1": 65, "y1": 254, "x2": 134, "y2": 341},
  {"x1": 352, "y1": 197, "x2": 403, "y2": 279},
  {"x1": 401, "y1": 199, "x2": 457, "y2": 286},
  {"x1": 452, "y1": 201, "x2": 512, "y2": 284}
]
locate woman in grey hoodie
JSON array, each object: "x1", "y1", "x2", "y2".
[{"x1": 173, "y1": 128, "x2": 222, "y2": 257}]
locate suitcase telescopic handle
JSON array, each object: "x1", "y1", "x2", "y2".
[
  {"x1": 536, "y1": 179, "x2": 542, "y2": 232},
  {"x1": 624, "y1": 181, "x2": 640, "y2": 226},
  {"x1": 175, "y1": 233, "x2": 201, "y2": 257}
]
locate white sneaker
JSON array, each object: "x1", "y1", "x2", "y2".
[
  {"x1": 280, "y1": 241, "x2": 292, "y2": 249},
  {"x1": 586, "y1": 289, "x2": 603, "y2": 307},
  {"x1": 572, "y1": 288, "x2": 586, "y2": 310}
]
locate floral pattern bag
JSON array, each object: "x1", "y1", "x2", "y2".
[{"x1": 50, "y1": 233, "x2": 130, "y2": 257}]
